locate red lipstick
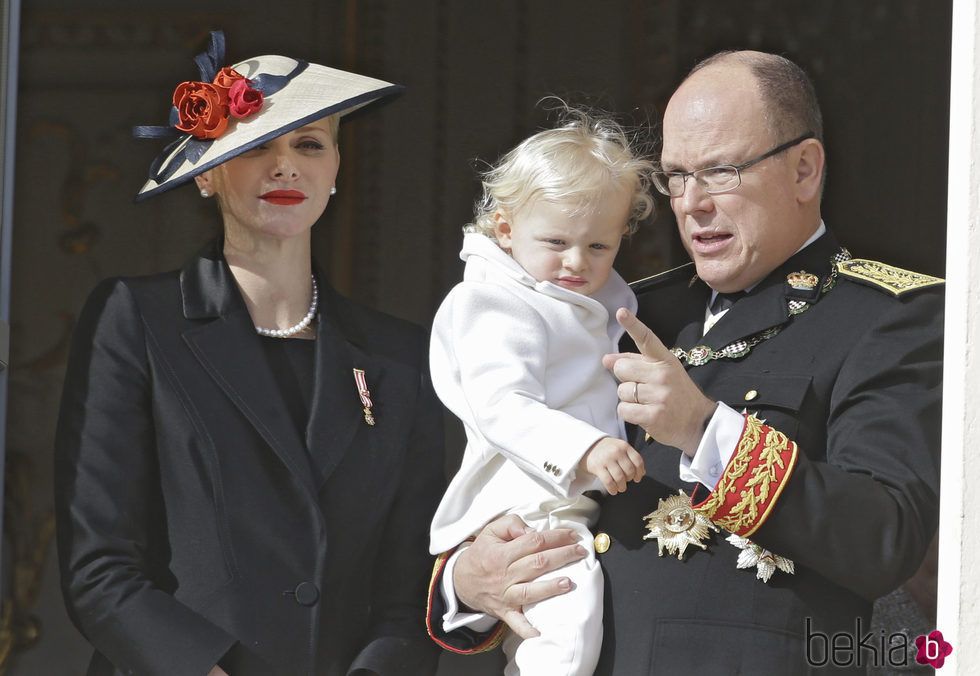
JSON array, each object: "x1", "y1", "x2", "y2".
[{"x1": 260, "y1": 190, "x2": 307, "y2": 205}]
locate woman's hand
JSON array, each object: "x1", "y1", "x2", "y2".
[{"x1": 453, "y1": 514, "x2": 587, "y2": 639}]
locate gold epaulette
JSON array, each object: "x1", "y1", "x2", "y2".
[{"x1": 836, "y1": 259, "x2": 944, "y2": 296}]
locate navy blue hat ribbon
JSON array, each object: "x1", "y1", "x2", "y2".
[{"x1": 193, "y1": 30, "x2": 225, "y2": 84}]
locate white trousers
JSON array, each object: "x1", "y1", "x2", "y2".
[{"x1": 501, "y1": 495, "x2": 603, "y2": 676}]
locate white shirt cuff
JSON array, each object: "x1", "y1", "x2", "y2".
[
  {"x1": 679, "y1": 402, "x2": 745, "y2": 487},
  {"x1": 439, "y1": 542, "x2": 500, "y2": 633}
]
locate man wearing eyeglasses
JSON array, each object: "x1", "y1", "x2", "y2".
[{"x1": 428, "y1": 50, "x2": 942, "y2": 674}]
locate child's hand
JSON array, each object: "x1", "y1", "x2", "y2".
[{"x1": 579, "y1": 437, "x2": 645, "y2": 495}]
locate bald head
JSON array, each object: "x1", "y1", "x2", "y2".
[
  {"x1": 663, "y1": 57, "x2": 769, "y2": 169},
  {"x1": 659, "y1": 50, "x2": 826, "y2": 293},
  {"x1": 686, "y1": 50, "x2": 823, "y2": 147}
]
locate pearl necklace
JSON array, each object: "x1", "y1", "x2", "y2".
[{"x1": 255, "y1": 275, "x2": 318, "y2": 338}]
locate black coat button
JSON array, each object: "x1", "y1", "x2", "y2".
[{"x1": 293, "y1": 581, "x2": 319, "y2": 606}]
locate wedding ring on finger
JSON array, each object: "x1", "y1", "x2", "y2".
[{"x1": 633, "y1": 381, "x2": 640, "y2": 404}]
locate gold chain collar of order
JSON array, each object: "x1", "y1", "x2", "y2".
[{"x1": 672, "y1": 249, "x2": 851, "y2": 367}]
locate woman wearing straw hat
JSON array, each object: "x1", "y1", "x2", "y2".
[{"x1": 54, "y1": 32, "x2": 444, "y2": 676}]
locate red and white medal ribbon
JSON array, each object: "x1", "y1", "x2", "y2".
[{"x1": 353, "y1": 368, "x2": 376, "y2": 426}]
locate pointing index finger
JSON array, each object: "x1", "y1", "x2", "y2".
[{"x1": 616, "y1": 308, "x2": 675, "y2": 363}]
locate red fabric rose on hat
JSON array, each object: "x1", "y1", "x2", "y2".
[
  {"x1": 173, "y1": 81, "x2": 230, "y2": 140},
  {"x1": 228, "y1": 78, "x2": 264, "y2": 118},
  {"x1": 171, "y1": 67, "x2": 263, "y2": 140},
  {"x1": 173, "y1": 67, "x2": 263, "y2": 139}
]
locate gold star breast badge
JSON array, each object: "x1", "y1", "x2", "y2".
[{"x1": 643, "y1": 490, "x2": 719, "y2": 560}]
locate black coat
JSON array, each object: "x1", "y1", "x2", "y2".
[
  {"x1": 55, "y1": 240, "x2": 445, "y2": 676},
  {"x1": 594, "y1": 231, "x2": 943, "y2": 674}
]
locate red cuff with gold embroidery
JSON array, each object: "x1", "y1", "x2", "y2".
[
  {"x1": 691, "y1": 414, "x2": 798, "y2": 537},
  {"x1": 426, "y1": 547, "x2": 505, "y2": 654}
]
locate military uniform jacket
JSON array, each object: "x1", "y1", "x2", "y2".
[
  {"x1": 426, "y1": 230, "x2": 942, "y2": 673},
  {"x1": 594, "y1": 230, "x2": 943, "y2": 674},
  {"x1": 55, "y1": 239, "x2": 445, "y2": 676}
]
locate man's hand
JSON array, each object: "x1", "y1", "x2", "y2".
[
  {"x1": 453, "y1": 515, "x2": 587, "y2": 639},
  {"x1": 603, "y1": 308, "x2": 717, "y2": 457},
  {"x1": 579, "y1": 437, "x2": 645, "y2": 494}
]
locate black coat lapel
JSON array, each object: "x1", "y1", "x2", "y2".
[
  {"x1": 689, "y1": 231, "x2": 844, "y2": 351},
  {"x1": 700, "y1": 283, "x2": 790, "y2": 350},
  {"x1": 178, "y1": 240, "x2": 317, "y2": 496},
  {"x1": 628, "y1": 263, "x2": 707, "y2": 351},
  {"x1": 305, "y1": 282, "x2": 382, "y2": 487},
  {"x1": 673, "y1": 318, "x2": 705, "y2": 352}
]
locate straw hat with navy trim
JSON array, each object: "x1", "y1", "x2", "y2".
[{"x1": 133, "y1": 30, "x2": 402, "y2": 202}]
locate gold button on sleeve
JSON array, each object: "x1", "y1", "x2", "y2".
[{"x1": 744, "y1": 389, "x2": 759, "y2": 401}]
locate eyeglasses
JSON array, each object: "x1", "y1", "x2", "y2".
[{"x1": 652, "y1": 132, "x2": 815, "y2": 197}]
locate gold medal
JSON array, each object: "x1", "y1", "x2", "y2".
[
  {"x1": 642, "y1": 490, "x2": 718, "y2": 560},
  {"x1": 353, "y1": 368, "x2": 376, "y2": 426}
]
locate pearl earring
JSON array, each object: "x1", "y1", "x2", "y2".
[
  {"x1": 330, "y1": 186, "x2": 337, "y2": 196},
  {"x1": 200, "y1": 188, "x2": 210, "y2": 198}
]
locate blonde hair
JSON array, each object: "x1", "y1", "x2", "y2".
[
  {"x1": 470, "y1": 103, "x2": 655, "y2": 238},
  {"x1": 323, "y1": 113, "x2": 340, "y2": 144}
]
